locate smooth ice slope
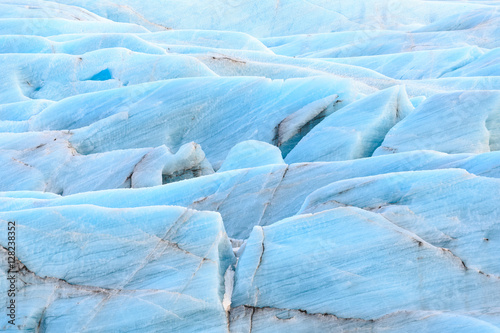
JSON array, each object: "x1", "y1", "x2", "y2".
[{"x1": 218, "y1": 140, "x2": 285, "y2": 172}]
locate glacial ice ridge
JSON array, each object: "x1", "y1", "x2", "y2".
[{"x1": 0, "y1": 0, "x2": 500, "y2": 332}]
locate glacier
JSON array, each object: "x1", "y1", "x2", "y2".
[{"x1": 0, "y1": 0, "x2": 499, "y2": 332}]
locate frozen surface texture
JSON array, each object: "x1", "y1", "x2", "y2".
[
  {"x1": 0, "y1": 205, "x2": 234, "y2": 332},
  {"x1": 0, "y1": 0, "x2": 499, "y2": 332}
]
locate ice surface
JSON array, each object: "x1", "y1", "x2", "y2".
[
  {"x1": 233, "y1": 207, "x2": 500, "y2": 321},
  {"x1": 28, "y1": 76, "x2": 356, "y2": 165},
  {"x1": 285, "y1": 85, "x2": 413, "y2": 163},
  {"x1": 230, "y1": 307, "x2": 500, "y2": 333},
  {"x1": 0, "y1": 150, "x2": 499, "y2": 240},
  {"x1": 300, "y1": 169, "x2": 500, "y2": 275},
  {"x1": 1, "y1": 0, "x2": 499, "y2": 332},
  {"x1": 218, "y1": 140, "x2": 285, "y2": 172},
  {"x1": 0, "y1": 49, "x2": 216, "y2": 103},
  {"x1": 0, "y1": 132, "x2": 213, "y2": 194},
  {"x1": 0, "y1": 205, "x2": 234, "y2": 331},
  {"x1": 324, "y1": 47, "x2": 485, "y2": 80},
  {"x1": 0, "y1": 18, "x2": 148, "y2": 36},
  {"x1": 374, "y1": 90, "x2": 500, "y2": 155}
]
